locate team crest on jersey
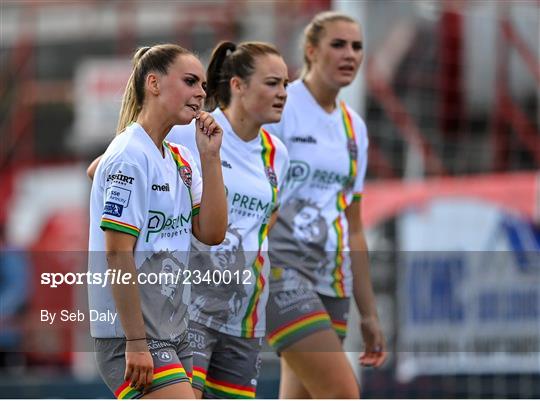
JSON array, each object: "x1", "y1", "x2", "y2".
[
  {"x1": 178, "y1": 166, "x2": 192, "y2": 188},
  {"x1": 347, "y1": 138, "x2": 358, "y2": 160},
  {"x1": 265, "y1": 166, "x2": 278, "y2": 188}
]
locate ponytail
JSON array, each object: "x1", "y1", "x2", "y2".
[
  {"x1": 205, "y1": 40, "x2": 281, "y2": 111},
  {"x1": 205, "y1": 41, "x2": 237, "y2": 112},
  {"x1": 116, "y1": 46, "x2": 152, "y2": 134}
]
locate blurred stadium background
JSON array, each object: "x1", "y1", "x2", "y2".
[{"x1": 1, "y1": 0, "x2": 539, "y2": 398}]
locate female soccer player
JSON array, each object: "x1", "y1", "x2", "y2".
[
  {"x1": 265, "y1": 11, "x2": 387, "y2": 398},
  {"x1": 167, "y1": 41, "x2": 289, "y2": 399},
  {"x1": 88, "y1": 44, "x2": 227, "y2": 399}
]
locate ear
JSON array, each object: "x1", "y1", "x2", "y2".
[
  {"x1": 305, "y1": 43, "x2": 317, "y2": 65},
  {"x1": 146, "y1": 73, "x2": 160, "y2": 96},
  {"x1": 229, "y1": 76, "x2": 245, "y2": 97}
]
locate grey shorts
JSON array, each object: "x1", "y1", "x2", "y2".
[
  {"x1": 266, "y1": 266, "x2": 350, "y2": 352},
  {"x1": 188, "y1": 320, "x2": 262, "y2": 399},
  {"x1": 94, "y1": 333, "x2": 192, "y2": 399}
]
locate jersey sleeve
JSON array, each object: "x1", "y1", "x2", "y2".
[
  {"x1": 352, "y1": 115, "x2": 369, "y2": 201},
  {"x1": 99, "y1": 161, "x2": 147, "y2": 238},
  {"x1": 182, "y1": 147, "x2": 203, "y2": 216}
]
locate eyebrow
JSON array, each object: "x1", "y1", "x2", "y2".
[
  {"x1": 185, "y1": 72, "x2": 204, "y2": 82},
  {"x1": 265, "y1": 75, "x2": 287, "y2": 80},
  {"x1": 185, "y1": 73, "x2": 207, "y2": 87},
  {"x1": 331, "y1": 38, "x2": 362, "y2": 43}
]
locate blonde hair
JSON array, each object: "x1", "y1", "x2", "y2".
[
  {"x1": 116, "y1": 44, "x2": 191, "y2": 134},
  {"x1": 300, "y1": 11, "x2": 357, "y2": 78}
]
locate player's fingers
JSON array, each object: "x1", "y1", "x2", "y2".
[
  {"x1": 129, "y1": 366, "x2": 141, "y2": 388},
  {"x1": 143, "y1": 369, "x2": 154, "y2": 392},
  {"x1": 124, "y1": 362, "x2": 134, "y2": 382},
  {"x1": 206, "y1": 121, "x2": 218, "y2": 136},
  {"x1": 361, "y1": 352, "x2": 379, "y2": 366},
  {"x1": 359, "y1": 352, "x2": 374, "y2": 366},
  {"x1": 373, "y1": 352, "x2": 387, "y2": 368},
  {"x1": 203, "y1": 117, "x2": 218, "y2": 135},
  {"x1": 135, "y1": 366, "x2": 148, "y2": 390},
  {"x1": 198, "y1": 112, "x2": 212, "y2": 128}
]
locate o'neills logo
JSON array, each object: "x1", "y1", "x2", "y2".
[
  {"x1": 179, "y1": 166, "x2": 192, "y2": 188},
  {"x1": 152, "y1": 183, "x2": 170, "y2": 192},
  {"x1": 265, "y1": 166, "x2": 278, "y2": 188},
  {"x1": 291, "y1": 135, "x2": 317, "y2": 144}
]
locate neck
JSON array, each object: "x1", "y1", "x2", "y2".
[
  {"x1": 303, "y1": 73, "x2": 339, "y2": 113},
  {"x1": 223, "y1": 106, "x2": 261, "y2": 142},
  {"x1": 136, "y1": 109, "x2": 172, "y2": 155}
]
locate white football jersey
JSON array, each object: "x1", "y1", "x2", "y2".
[
  {"x1": 88, "y1": 122, "x2": 202, "y2": 340},
  {"x1": 168, "y1": 108, "x2": 289, "y2": 337},
  {"x1": 265, "y1": 80, "x2": 368, "y2": 298}
]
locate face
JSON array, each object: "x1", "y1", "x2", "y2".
[
  {"x1": 293, "y1": 205, "x2": 320, "y2": 242},
  {"x1": 307, "y1": 20, "x2": 363, "y2": 89},
  {"x1": 155, "y1": 54, "x2": 206, "y2": 125},
  {"x1": 211, "y1": 234, "x2": 241, "y2": 268},
  {"x1": 236, "y1": 54, "x2": 288, "y2": 125},
  {"x1": 160, "y1": 258, "x2": 181, "y2": 299}
]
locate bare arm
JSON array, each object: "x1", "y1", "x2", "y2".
[
  {"x1": 87, "y1": 155, "x2": 103, "y2": 180},
  {"x1": 192, "y1": 112, "x2": 227, "y2": 245},
  {"x1": 345, "y1": 199, "x2": 387, "y2": 368},
  {"x1": 268, "y1": 210, "x2": 279, "y2": 232},
  {"x1": 105, "y1": 230, "x2": 153, "y2": 391}
]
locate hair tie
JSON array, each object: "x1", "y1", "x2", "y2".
[
  {"x1": 133, "y1": 46, "x2": 152, "y2": 66},
  {"x1": 225, "y1": 43, "x2": 237, "y2": 56},
  {"x1": 139, "y1": 46, "x2": 152, "y2": 55}
]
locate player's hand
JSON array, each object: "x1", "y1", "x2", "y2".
[
  {"x1": 125, "y1": 339, "x2": 154, "y2": 394},
  {"x1": 359, "y1": 316, "x2": 387, "y2": 368},
  {"x1": 195, "y1": 111, "x2": 223, "y2": 159}
]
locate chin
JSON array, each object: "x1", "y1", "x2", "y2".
[
  {"x1": 176, "y1": 113, "x2": 195, "y2": 126},
  {"x1": 336, "y1": 76, "x2": 356, "y2": 88},
  {"x1": 267, "y1": 112, "x2": 283, "y2": 124}
]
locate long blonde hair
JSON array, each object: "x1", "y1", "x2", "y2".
[{"x1": 116, "y1": 44, "x2": 192, "y2": 134}]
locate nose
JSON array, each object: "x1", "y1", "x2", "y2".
[
  {"x1": 278, "y1": 84, "x2": 287, "y2": 99},
  {"x1": 197, "y1": 84, "x2": 206, "y2": 99},
  {"x1": 345, "y1": 45, "x2": 356, "y2": 59}
]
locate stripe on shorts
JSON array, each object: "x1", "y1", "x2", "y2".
[
  {"x1": 205, "y1": 376, "x2": 256, "y2": 399},
  {"x1": 267, "y1": 311, "x2": 331, "y2": 350},
  {"x1": 114, "y1": 363, "x2": 190, "y2": 399},
  {"x1": 192, "y1": 366, "x2": 207, "y2": 389},
  {"x1": 332, "y1": 319, "x2": 347, "y2": 337}
]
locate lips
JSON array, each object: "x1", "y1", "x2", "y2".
[
  {"x1": 338, "y1": 65, "x2": 355, "y2": 73},
  {"x1": 186, "y1": 104, "x2": 200, "y2": 113}
]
